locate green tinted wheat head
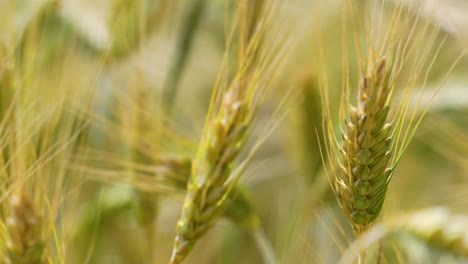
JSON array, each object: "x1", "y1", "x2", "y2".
[
  {"x1": 169, "y1": 1, "x2": 290, "y2": 262},
  {"x1": 170, "y1": 80, "x2": 254, "y2": 264},
  {"x1": 323, "y1": 0, "x2": 449, "y2": 238},
  {"x1": 332, "y1": 55, "x2": 394, "y2": 236}
]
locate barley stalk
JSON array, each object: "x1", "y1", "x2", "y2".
[{"x1": 332, "y1": 54, "x2": 394, "y2": 236}]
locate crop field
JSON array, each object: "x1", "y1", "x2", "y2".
[{"x1": 0, "y1": 0, "x2": 467, "y2": 263}]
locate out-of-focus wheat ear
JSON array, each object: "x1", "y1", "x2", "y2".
[
  {"x1": 4, "y1": 191, "x2": 44, "y2": 264},
  {"x1": 107, "y1": 0, "x2": 164, "y2": 61},
  {"x1": 399, "y1": 208, "x2": 468, "y2": 258},
  {"x1": 331, "y1": 54, "x2": 394, "y2": 236},
  {"x1": 339, "y1": 208, "x2": 468, "y2": 263},
  {"x1": 163, "y1": 0, "x2": 206, "y2": 115},
  {"x1": 108, "y1": 0, "x2": 146, "y2": 59},
  {"x1": 291, "y1": 71, "x2": 330, "y2": 197},
  {"x1": 17, "y1": 1, "x2": 65, "y2": 66}
]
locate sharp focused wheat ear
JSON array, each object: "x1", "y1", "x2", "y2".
[
  {"x1": 4, "y1": 191, "x2": 44, "y2": 264},
  {"x1": 322, "y1": 0, "x2": 465, "y2": 241},
  {"x1": 329, "y1": 54, "x2": 394, "y2": 236}
]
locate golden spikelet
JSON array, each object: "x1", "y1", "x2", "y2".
[{"x1": 5, "y1": 192, "x2": 44, "y2": 264}]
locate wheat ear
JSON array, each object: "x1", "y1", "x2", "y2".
[
  {"x1": 397, "y1": 208, "x2": 468, "y2": 258},
  {"x1": 170, "y1": 81, "x2": 253, "y2": 264},
  {"x1": 292, "y1": 72, "x2": 329, "y2": 200},
  {"x1": 169, "y1": 0, "x2": 288, "y2": 261},
  {"x1": 339, "y1": 208, "x2": 468, "y2": 263},
  {"x1": 332, "y1": 55, "x2": 393, "y2": 236},
  {"x1": 5, "y1": 192, "x2": 44, "y2": 264}
]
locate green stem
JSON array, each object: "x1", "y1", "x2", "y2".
[
  {"x1": 358, "y1": 250, "x2": 366, "y2": 264},
  {"x1": 355, "y1": 228, "x2": 366, "y2": 264},
  {"x1": 251, "y1": 227, "x2": 277, "y2": 264},
  {"x1": 376, "y1": 240, "x2": 382, "y2": 264}
]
